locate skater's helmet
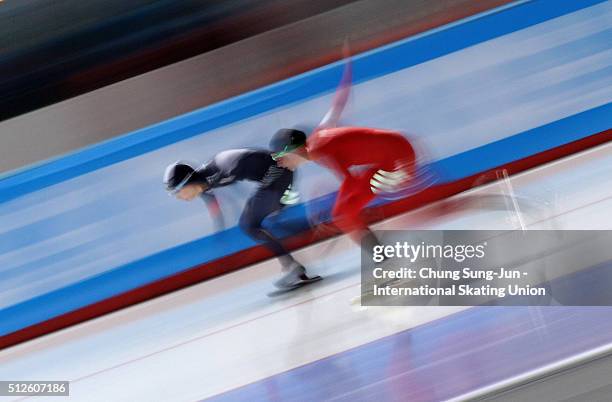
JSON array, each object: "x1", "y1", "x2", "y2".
[
  {"x1": 163, "y1": 161, "x2": 198, "y2": 194},
  {"x1": 270, "y1": 128, "x2": 306, "y2": 160}
]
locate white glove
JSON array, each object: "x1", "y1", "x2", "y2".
[
  {"x1": 281, "y1": 187, "x2": 300, "y2": 205},
  {"x1": 370, "y1": 168, "x2": 410, "y2": 194}
]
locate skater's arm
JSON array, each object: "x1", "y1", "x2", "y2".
[
  {"x1": 318, "y1": 42, "x2": 352, "y2": 129},
  {"x1": 200, "y1": 192, "x2": 226, "y2": 231},
  {"x1": 260, "y1": 164, "x2": 293, "y2": 191},
  {"x1": 280, "y1": 169, "x2": 299, "y2": 206},
  {"x1": 203, "y1": 170, "x2": 234, "y2": 189},
  {"x1": 259, "y1": 165, "x2": 297, "y2": 206}
]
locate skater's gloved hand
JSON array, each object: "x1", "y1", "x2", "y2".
[
  {"x1": 280, "y1": 189, "x2": 300, "y2": 205},
  {"x1": 370, "y1": 168, "x2": 411, "y2": 194},
  {"x1": 370, "y1": 164, "x2": 439, "y2": 200}
]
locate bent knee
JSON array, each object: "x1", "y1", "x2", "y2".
[{"x1": 239, "y1": 215, "x2": 260, "y2": 235}]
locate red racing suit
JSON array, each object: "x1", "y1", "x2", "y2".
[{"x1": 307, "y1": 127, "x2": 416, "y2": 234}]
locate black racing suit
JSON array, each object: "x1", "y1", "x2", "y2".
[{"x1": 197, "y1": 148, "x2": 297, "y2": 268}]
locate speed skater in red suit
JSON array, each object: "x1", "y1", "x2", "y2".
[{"x1": 269, "y1": 126, "x2": 417, "y2": 256}]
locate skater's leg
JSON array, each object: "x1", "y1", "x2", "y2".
[
  {"x1": 239, "y1": 189, "x2": 299, "y2": 270},
  {"x1": 331, "y1": 171, "x2": 377, "y2": 241},
  {"x1": 333, "y1": 171, "x2": 400, "y2": 302},
  {"x1": 360, "y1": 228, "x2": 385, "y2": 261},
  {"x1": 239, "y1": 184, "x2": 313, "y2": 288}
]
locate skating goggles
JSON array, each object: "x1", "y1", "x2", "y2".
[
  {"x1": 166, "y1": 172, "x2": 195, "y2": 195},
  {"x1": 271, "y1": 144, "x2": 304, "y2": 161}
]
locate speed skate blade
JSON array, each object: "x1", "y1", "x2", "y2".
[{"x1": 267, "y1": 276, "x2": 322, "y2": 297}]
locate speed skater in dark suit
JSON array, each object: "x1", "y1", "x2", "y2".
[
  {"x1": 163, "y1": 148, "x2": 315, "y2": 289},
  {"x1": 269, "y1": 126, "x2": 418, "y2": 257}
]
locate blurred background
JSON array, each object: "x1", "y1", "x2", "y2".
[{"x1": 0, "y1": 0, "x2": 511, "y2": 174}]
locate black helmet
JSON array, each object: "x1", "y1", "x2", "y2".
[
  {"x1": 163, "y1": 161, "x2": 198, "y2": 194},
  {"x1": 269, "y1": 128, "x2": 306, "y2": 159}
]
